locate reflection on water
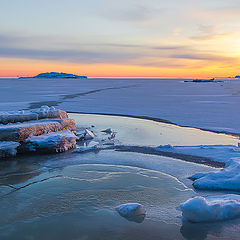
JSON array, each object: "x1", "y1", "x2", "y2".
[
  {"x1": 69, "y1": 113, "x2": 239, "y2": 147},
  {"x1": 0, "y1": 113, "x2": 240, "y2": 239},
  {"x1": 0, "y1": 150, "x2": 239, "y2": 239}
]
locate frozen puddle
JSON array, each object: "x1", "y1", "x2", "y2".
[{"x1": 0, "y1": 113, "x2": 240, "y2": 239}]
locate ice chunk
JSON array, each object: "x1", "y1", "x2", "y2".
[
  {"x1": 101, "y1": 128, "x2": 113, "y2": 134},
  {"x1": 116, "y1": 203, "x2": 146, "y2": 223},
  {"x1": 22, "y1": 130, "x2": 78, "y2": 153},
  {"x1": 84, "y1": 129, "x2": 96, "y2": 140},
  {"x1": 192, "y1": 158, "x2": 240, "y2": 191},
  {"x1": 180, "y1": 194, "x2": 240, "y2": 223},
  {"x1": 35, "y1": 106, "x2": 68, "y2": 119},
  {"x1": 73, "y1": 144, "x2": 101, "y2": 153},
  {"x1": 0, "y1": 119, "x2": 76, "y2": 141},
  {"x1": 0, "y1": 141, "x2": 20, "y2": 158},
  {"x1": 108, "y1": 132, "x2": 117, "y2": 139}
]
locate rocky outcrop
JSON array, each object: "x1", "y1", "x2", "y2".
[
  {"x1": 20, "y1": 130, "x2": 78, "y2": 153},
  {"x1": 0, "y1": 106, "x2": 77, "y2": 159},
  {"x1": 0, "y1": 119, "x2": 76, "y2": 141}
]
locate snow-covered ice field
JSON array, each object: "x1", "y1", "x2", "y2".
[
  {"x1": 1, "y1": 77, "x2": 240, "y2": 239},
  {"x1": 1, "y1": 77, "x2": 240, "y2": 134}
]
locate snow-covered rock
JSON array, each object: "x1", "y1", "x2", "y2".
[
  {"x1": 192, "y1": 158, "x2": 240, "y2": 191},
  {"x1": 0, "y1": 119, "x2": 76, "y2": 141},
  {"x1": 0, "y1": 141, "x2": 20, "y2": 158},
  {"x1": 22, "y1": 130, "x2": 78, "y2": 153},
  {"x1": 116, "y1": 203, "x2": 146, "y2": 223},
  {"x1": 19, "y1": 72, "x2": 87, "y2": 79},
  {"x1": 180, "y1": 194, "x2": 240, "y2": 223},
  {"x1": 0, "y1": 106, "x2": 77, "y2": 157}
]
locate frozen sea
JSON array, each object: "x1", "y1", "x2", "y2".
[
  {"x1": 1, "y1": 77, "x2": 240, "y2": 239},
  {"x1": 1, "y1": 77, "x2": 240, "y2": 134}
]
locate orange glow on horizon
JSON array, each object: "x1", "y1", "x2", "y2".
[{"x1": 0, "y1": 57, "x2": 239, "y2": 79}]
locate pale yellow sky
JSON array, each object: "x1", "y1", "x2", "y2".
[{"x1": 0, "y1": 0, "x2": 239, "y2": 78}]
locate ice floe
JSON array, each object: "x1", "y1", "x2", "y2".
[{"x1": 180, "y1": 194, "x2": 240, "y2": 223}]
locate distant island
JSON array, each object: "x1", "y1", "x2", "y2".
[
  {"x1": 235, "y1": 75, "x2": 240, "y2": 78},
  {"x1": 184, "y1": 78, "x2": 223, "y2": 83},
  {"x1": 19, "y1": 72, "x2": 87, "y2": 79}
]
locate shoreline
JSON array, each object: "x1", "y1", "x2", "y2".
[
  {"x1": 68, "y1": 111, "x2": 240, "y2": 138},
  {"x1": 69, "y1": 111, "x2": 237, "y2": 168},
  {"x1": 104, "y1": 145, "x2": 225, "y2": 168}
]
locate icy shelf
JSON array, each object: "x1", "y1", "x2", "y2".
[{"x1": 0, "y1": 106, "x2": 68, "y2": 125}]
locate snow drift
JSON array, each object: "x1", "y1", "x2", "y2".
[
  {"x1": 191, "y1": 158, "x2": 240, "y2": 191},
  {"x1": 180, "y1": 194, "x2": 240, "y2": 223},
  {"x1": 156, "y1": 144, "x2": 240, "y2": 164}
]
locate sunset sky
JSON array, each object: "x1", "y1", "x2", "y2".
[{"x1": 0, "y1": 0, "x2": 240, "y2": 78}]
